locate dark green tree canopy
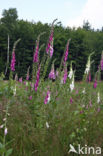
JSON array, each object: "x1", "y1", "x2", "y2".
[{"x1": 1, "y1": 8, "x2": 18, "y2": 25}]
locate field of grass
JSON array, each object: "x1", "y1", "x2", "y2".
[
  {"x1": 0, "y1": 20, "x2": 103, "y2": 156},
  {"x1": 0, "y1": 78, "x2": 103, "y2": 156}
]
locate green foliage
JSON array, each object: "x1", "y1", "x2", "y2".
[{"x1": 0, "y1": 8, "x2": 103, "y2": 80}]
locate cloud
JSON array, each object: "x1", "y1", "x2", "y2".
[{"x1": 67, "y1": 0, "x2": 103, "y2": 29}]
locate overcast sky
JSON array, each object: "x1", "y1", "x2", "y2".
[{"x1": 0, "y1": 0, "x2": 103, "y2": 29}]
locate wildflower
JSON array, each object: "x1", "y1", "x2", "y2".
[
  {"x1": 64, "y1": 40, "x2": 70, "y2": 65},
  {"x1": 80, "y1": 110, "x2": 84, "y2": 114},
  {"x1": 86, "y1": 105, "x2": 88, "y2": 109},
  {"x1": 50, "y1": 41, "x2": 54, "y2": 58},
  {"x1": 46, "y1": 122, "x2": 49, "y2": 129},
  {"x1": 56, "y1": 70, "x2": 59, "y2": 77},
  {"x1": 82, "y1": 88, "x2": 86, "y2": 94},
  {"x1": 15, "y1": 74, "x2": 18, "y2": 81},
  {"x1": 88, "y1": 72, "x2": 91, "y2": 82},
  {"x1": 63, "y1": 67, "x2": 68, "y2": 84},
  {"x1": 4, "y1": 127, "x2": 8, "y2": 136},
  {"x1": 49, "y1": 63, "x2": 55, "y2": 80},
  {"x1": 13, "y1": 85, "x2": 16, "y2": 96},
  {"x1": 70, "y1": 81, "x2": 74, "y2": 92},
  {"x1": 10, "y1": 51, "x2": 16, "y2": 71},
  {"x1": 24, "y1": 81, "x2": 26, "y2": 85},
  {"x1": 70, "y1": 73, "x2": 74, "y2": 92},
  {"x1": 46, "y1": 31, "x2": 53, "y2": 54},
  {"x1": 0, "y1": 124, "x2": 4, "y2": 128},
  {"x1": 33, "y1": 42, "x2": 39, "y2": 63},
  {"x1": 34, "y1": 65, "x2": 40, "y2": 91},
  {"x1": 19, "y1": 77, "x2": 22, "y2": 83},
  {"x1": 93, "y1": 79, "x2": 97, "y2": 88},
  {"x1": 29, "y1": 95, "x2": 32, "y2": 100},
  {"x1": 84, "y1": 55, "x2": 91, "y2": 75},
  {"x1": 97, "y1": 92, "x2": 100, "y2": 103},
  {"x1": 68, "y1": 67, "x2": 73, "y2": 79},
  {"x1": 44, "y1": 91, "x2": 50, "y2": 104},
  {"x1": 89, "y1": 100, "x2": 92, "y2": 107},
  {"x1": 70, "y1": 97, "x2": 73, "y2": 104},
  {"x1": 3, "y1": 118, "x2": 6, "y2": 121},
  {"x1": 97, "y1": 107, "x2": 100, "y2": 112},
  {"x1": 100, "y1": 51, "x2": 103, "y2": 70},
  {"x1": 75, "y1": 89, "x2": 78, "y2": 94}
]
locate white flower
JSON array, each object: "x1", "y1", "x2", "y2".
[
  {"x1": 46, "y1": 122, "x2": 49, "y2": 129},
  {"x1": 3, "y1": 118, "x2": 6, "y2": 121},
  {"x1": 82, "y1": 88, "x2": 86, "y2": 94},
  {"x1": 84, "y1": 56, "x2": 90, "y2": 74},
  {"x1": 70, "y1": 73, "x2": 74, "y2": 92},
  {"x1": 68, "y1": 68, "x2": 73, "y2": 79},
  {"x1": 70, "y1": 81, "x2": 74, "y2": 92},
  {"x1": 0, "y1": 124, "x2": 4, "y2": 128},
  {"x1": 4, "y1": 127, "x2": 8, "y2": 135},
  {"x1": 26, "y1": 82, "x2": 28, "y2": 86},
  {"x1": 48, "y1": 94, "x2": 50, "y2": 103},
  {"x1": 97, "y1": 92, "x2": 100, "y2": 103},
  {"x1": 13, "y1": 85, "x2": 16, "y2": 96}
]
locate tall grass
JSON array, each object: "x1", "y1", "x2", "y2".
[{"x1": 0, "y1": 20, "x2": 103, "y2": 156}]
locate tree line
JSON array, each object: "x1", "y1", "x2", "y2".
[{"x1": 0, "y1": 8, "x2": 103, "y2": 80}]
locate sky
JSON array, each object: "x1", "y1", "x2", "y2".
[{"x1": 0, "y1": 0, "x2": 103, "y2": 29}]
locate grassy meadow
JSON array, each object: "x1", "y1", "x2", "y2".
[{"x1": 0, "y1": 20, "x2": 103, "y2": 156}]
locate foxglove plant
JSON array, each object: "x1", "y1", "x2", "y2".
[
  {"x1": 83, "y1": 52, "x2": 94, "y2": 82},
  {"x1": 46, "y1": 122, "x2": 49, "y2": 129},
  {"x1": 100, "y1": 51, "x2": 103, "y2": 70},
  {"x1": 33, "y1": 41, "x2": 39, "y2": 63},
  {"x1": 49, "y1": 64, "x2": 55, "y2": 80},
  {"x1": 63, "y1": 66, "x2": 68, "y2": 84},
  {"x1": 10, "y1": 39, "x2": 21, "y2": 72},
  {"x1": 70, "y1": 71, "x2": 74, "y2": 92},
  {"x1": 46, "y1": 19, "x2": 57, "y2": 57},
  {"x1": 68, "y1": 61, "x2": 73, "y2": 79},
  {"x1": 63, "y1": 40, "x2": 70, "y2": 66},
  {"x1": 34, "y1": 65, "x2": 40, "y2": 91},
  {"x1": 44, "y1": 91, "x2": 50, "y2": 104},
  {"x1": 97, "y1": 92, "x2": 100, "y2": 103},
  {"x1": 10, "y1": 51, "x2": 16, "y2": 71},
  {"x1": 88, "y1": 72, "x2": 91, "y2": 82},
  {"x1": 93, "y1": 78, "x2": 97, "y2": 88}
]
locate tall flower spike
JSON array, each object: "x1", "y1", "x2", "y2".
[
  {"x1": 11, "y1": 51, "x2": 16, "y2": 71},
  {"x1": 68, "y1": 61, "x2": 73, "y2": 79},
  {"x1": 10, "y1": 39, "x2": 21, "y2": 72},
  {"x1": 97, "y1": 92, "x2": 100, "y2": 103},
  {"x1": 70, "y1": 71, "x2": 74, "y2": 92},
  {"x1": 46, "y1": 19, "x2": 57, "y2": 56},
  {"x1": 44, "y1": 91, "x2": 51, "y2": 104},
  {"x1": 63, "y1": 66, "x2": 68, "y2": 84},
  {"x1": 100, "y1": 51, "x2": 103, "y2": 70},
  {"x1": 34, "y1": 65, "x2": 40, "y2": 91},
  {"x1": 33, "y1": 41, "x2": 39, "y2": 63},
  {"x1": 64, "y1": 40, "x2": 69, "y2": 63},
  {"x1": 84, "y1": 52, "x2": 94, "y2": 75},
  {"x1": 93, "y1": 78, "x2": 97, "y2": 88},
  {"x1": 49, "y1": 63, "x2": 55, "y2": 80}
]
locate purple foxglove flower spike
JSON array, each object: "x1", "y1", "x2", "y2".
[
  {"x1": 63, "y1": 67, "x2": 68, "y2": 84},
  {"x1": 70, "y1": 97, "x2": 73, "y2": 104},
  {"x1": 93, "y1": 79, "x2": 97, "y2": 88},
  {"x1": 11, "y1": 51, "x2": 16, "y2": 71},
  {"x1": 44, "y1": 91, "x2": 50, "y2": 104},
  {"x1": 34, "y1": 65, "x2": 40, "y2": 91},
  {"x1": 33, "y1": 42, "x2": 39, "y2": 63}
]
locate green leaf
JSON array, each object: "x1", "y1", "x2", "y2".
[{"x1": 6, "y1": 148, "x2": 13, "y2": 156}]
